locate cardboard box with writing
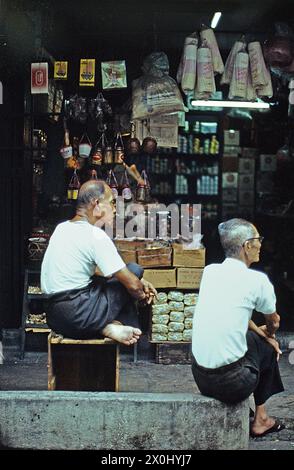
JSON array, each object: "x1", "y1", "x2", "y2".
[
  {"x1": 172, "y1": 244, "x2": 205, "y2": 267},
  {"x1": 177, "y1": 268, "x2": 203, "y2": 289},
  {"x1": 143, "y1": 268, "x2": 177, "y2": 288}
]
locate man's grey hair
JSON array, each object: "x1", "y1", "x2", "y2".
[
  {"x1": 218, "y1": 218, "x2": 256, "y2": 258},
  {"x1": 77, "y1": 180, "x2": 106, "y2": 208}
]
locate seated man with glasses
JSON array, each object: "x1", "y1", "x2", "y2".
[
  {"x1": 192, "y1": 218, "x2": 285, "y2": 438},
  {"x1": 41, "y1": 180, "x2": 156, "y2": 346}
]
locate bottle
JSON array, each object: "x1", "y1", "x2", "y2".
[{"x1": 67, "y1": 169, "x2": 80, "y2": 200}]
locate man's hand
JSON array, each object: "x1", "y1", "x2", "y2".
[
  {"x1": 265, "y1": 336, "x2": 282, "y2": 361},
  {"x1": 140, "y1": 279, "x2": 157, "y2": 305}
]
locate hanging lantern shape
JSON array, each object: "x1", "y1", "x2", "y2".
[
  {"x1": 106, "y1": 170, "x2": 119, "y2": 199},
  {"x1": 79, "y1": 133, "x2": 92, "y2": 158},
  {"x1": 67, "y1": 169, "x2": 80, "y2": 200},
  {"x1": 121, "y1": 170, "x2": 133, "y2": 201}
]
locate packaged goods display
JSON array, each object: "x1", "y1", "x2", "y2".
[{"x1": 151, "y1": 290, "x2": 198, "y2": 342}]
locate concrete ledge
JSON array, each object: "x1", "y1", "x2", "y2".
[{"x1": 0, "y1": 391, "x2": 249, "y2": 450}]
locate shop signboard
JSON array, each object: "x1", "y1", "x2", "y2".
[
  {"x1": 54, "y1": 61, "x2": 68, "y2": 80},
  {"x1": 79, "y1": 59, "x2": 95, "y2": 87},
  {"x1": 31, "y1": 63, "x2": 48, "y2": 94}
]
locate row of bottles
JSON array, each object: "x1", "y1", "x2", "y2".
[
  {"x1": 175, "y1": 175, "x2": 189, "y2": 195},
  {"x1": 146, "y1": 155, "x2": 172, "y2": 174},
  {"x1": 153, "y1": 182, "x2": 173, "y2": 195},
  {"x1": 197, "y1": 176, "x2": 219, "y2": 195},
  {"x1": 177, "y1": 134, "x2": 219, "y2": 155}
]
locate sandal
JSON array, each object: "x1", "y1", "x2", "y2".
[{"x1": 250, "y1": 420, "x2": 285, "y2": 438}]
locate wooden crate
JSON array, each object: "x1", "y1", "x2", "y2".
[
  {"x1": 137, "y1": 247, "x2": 172, "y2": 267},
  {"x1": 48, "y1": 332, "x2": 119, "y2": 392},
  {"x1": 155, "y1": 342, "x2": 192, "y2": 365}
]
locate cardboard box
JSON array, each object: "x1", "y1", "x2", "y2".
[
  {"x1": 222, "y1": 188, "x2": 238, "y2": 202},
  {"x1": 239, "y1": 158, "x2": 255, "y2": 174},
  {"x1": 224, "y1": 130, "x2": 240, "y2": 146},
  {"x1": 242, "y1": 147, "x2": 258, "y2": 158},
  {"x1": 222, "y1": 172, "x2": 238, "y2": 188},
  {"x1": 119, "y1": 249, "x2": 137, "y2": 264},
  {"x1": 222, "y1": 203, "x2": 238, "y2": 219},
  {"x1": 223, "y1": 145, "x2": 241, "y2": 157},
  {"x1": 222, "y1": 156, "x2": 238, "y2": 172},
  {"x1": 143, "y1": 268, "x2": 177, "y2": 288},
  {"x1": 260, "y1": 154, "x2": 277, "y2": 172},
  {"x1": 239, "y1": 174, "x2": 255, "y2": 190},
  {"x1": 238, "y1": 189, "x2": 254, "y2": 205},
  {"x1": 238, "y1": 206, "x2": 255, "y2": 220},
  {"x1": 172, "y1": 244, "x2": 205, "y2": 267},
  {"x1": 114, "y1": 239, "x2": 147, "y2": 251},
  {"x1": 137, "y1": 247, "x2": 172, "y2": 267},
  {"x1": 177, "y1": 268, "x2": 203, "y2": 289}
]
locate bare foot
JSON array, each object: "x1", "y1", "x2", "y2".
[
  {"x1": 251, "y1": 416, "x2": 276, "y2": 436},
  {"x1": 102, "y1": 323, "x2": 142, "y2": 346}
]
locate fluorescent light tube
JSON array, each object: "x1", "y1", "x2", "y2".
[
  {"x1": 211, "y1": 12, "x2": 222, "y2": 29},
  {"x1": 191, "y1": 100, "x2": 271, "y2": 109}
]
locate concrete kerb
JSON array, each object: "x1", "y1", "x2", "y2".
[{"x1": 0, "y1": 391, "x2": 249, "y2": 450}]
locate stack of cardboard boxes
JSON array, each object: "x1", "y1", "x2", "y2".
[
  {"x1": 114, "y1": 239, "x2": 205, "y2": 291},
  {"x1": 222, "y1": 130, "x2": 257, "y2": 220}
]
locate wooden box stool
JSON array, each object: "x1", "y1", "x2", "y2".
[{"x1": 48, "y1": 332, "x2": 119, "y2": 392}]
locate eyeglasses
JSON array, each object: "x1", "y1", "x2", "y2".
[{"x1": 242, "y1": 236, "x2": 264, "y2": 247}]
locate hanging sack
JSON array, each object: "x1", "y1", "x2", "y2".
[
  {"x1": 67, "y1": 169, "x2": 80, "y2": 200},
  {"x1": 126, "y1": 122, "x2": 141, "y2": 155}
]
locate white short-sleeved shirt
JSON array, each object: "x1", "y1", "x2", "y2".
[
  {"x1": 41, "y1": 221, "x2": 125, "y2": 294},
  {"x1": 192, "y1": 258, "x2": 276, "y2": 368}
]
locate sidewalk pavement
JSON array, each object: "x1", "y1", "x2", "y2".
[{"x1": 0, "y1": 345, "x2": 293, "y2": 450}]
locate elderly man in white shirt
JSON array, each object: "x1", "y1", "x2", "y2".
[
  {"x1": 41, "y1": 180, "x2": 156, "y2": 346},
  {"x1": 192, "y1": 218, "x2": 284, "y2": 438}
]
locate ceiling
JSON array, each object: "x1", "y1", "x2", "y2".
[{"x1": 2, "y1": 0, "x2": 294, "y2": 89}]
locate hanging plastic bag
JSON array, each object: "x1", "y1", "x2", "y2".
[{"x1": 132, "y1": 52, "x2": 185, "y2": 120}]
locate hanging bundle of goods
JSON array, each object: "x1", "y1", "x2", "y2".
[
  {"x1": 120, "y1": 170, "x2": 133, "y2": 201},
  {"x1": 132, "y1": 52, "x2": 185, "y2": 120},
  {"x1": 177, "y1": 26, "x2": 223, "y2": 100},
  {"x1": 228, "y1": 47, "x2": 249, "y2": 100},
  {"x1": 194, "y1": 40, "x2": 216, "y2": 99},
  {"x1": 221, "y1": 39, "x2": 273, "y2": 100},
  {"x1": 176, "y1": 33, "x2": 198, "y2": 94},
  {"x1": 221, "y1": 37, "x2": 246, "y2": 85},
  {"x1": 126, "y1": 122, "x2": 141, "y2": 155},
  {"x1": 199, "y1": 26, "x2": 224, "y2": 75}
]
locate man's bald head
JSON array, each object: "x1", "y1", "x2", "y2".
[{"x1": 77, "y1": 180, "x2": 107, "y2": 208}]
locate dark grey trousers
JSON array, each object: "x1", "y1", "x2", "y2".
[
  {"x1": 45, "y1": 263, "x2": 143, "y2": 339},
  {"x1": 192, "y1": 330, "x2": 284, "y2": 406}
]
